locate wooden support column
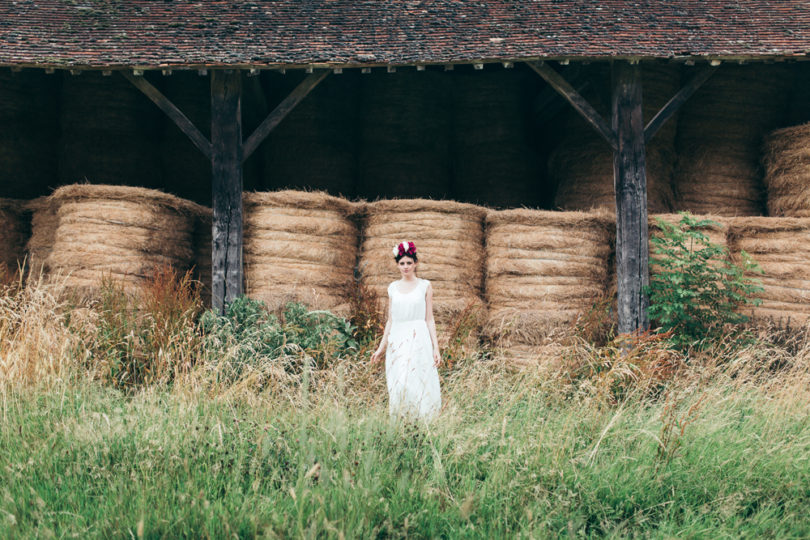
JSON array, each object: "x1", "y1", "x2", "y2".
[
  {"x1": 612, "y1": 61, "x2": 649, "y2": 334},
  {"x1": 210, "y1": 70, "x2": 243, "y2": 313}
]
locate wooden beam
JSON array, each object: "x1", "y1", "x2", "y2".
[
  {"x1": 241, "y1": 70, "x2": 330, "y2": 161},
  {"x1": 122, "y1": 71, "x2": 213, "y2": 160},
  {"x1": 612, "y1": 61, "x2": 650, "y2": 334},
  {"x1": 533, "y1": 64, "x2": 589, "y2": 125},
  {"x1": 527, "y1": 61, "x2": 617, "y2": 150},
  {"x1": 210, "y1": 70, "x2": 244, "y2": 313},
  {"x1": 644, "y1": 66, "x2": 717, "y2": 143}
]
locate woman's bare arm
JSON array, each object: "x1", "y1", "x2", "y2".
[{"x1": 425, "y1": 282, "x2": 441, "y2": 367}]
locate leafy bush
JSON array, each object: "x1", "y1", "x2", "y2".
[
  {"x1": 644, "y1": 212, "x2": 763, "y2": 349},
  {"x1": 199, "y1": 297, "x2": 358, "y2": 382}
]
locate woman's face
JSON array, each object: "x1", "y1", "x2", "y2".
[{"x1": 397, "y1": 256, "x2": 416, "y2": 278}]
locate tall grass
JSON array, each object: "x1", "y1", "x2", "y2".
[{"x1": 1, "y1": 274, "x2": 810, "y2": 537}]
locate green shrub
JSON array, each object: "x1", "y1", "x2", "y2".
[
  {"x1": 199, "y1": 297, "x2": 358, "y2": 382},
  {"x1": 644, "y1": 212, "x2": 763, "y2": 349}
]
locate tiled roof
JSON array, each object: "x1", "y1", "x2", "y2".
[{"x1": 2, "y1": 1, "x2": 810, "y2": 68}]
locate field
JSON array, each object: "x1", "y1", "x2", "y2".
[{"x1": 1, "y1": 273, "x2": 810, "y2": 538}]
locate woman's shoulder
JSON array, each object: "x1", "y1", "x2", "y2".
[
  {"x1": 419, "y1": 278, "x2": 431, "y2": 289},
  {"x1": 387, "y1": 280, "x2": 398, "y2": 296}
]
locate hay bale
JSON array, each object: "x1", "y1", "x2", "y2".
[
  {"x1": 0, "y1": 199, "x2": 29, "y2": 276},
  {"x1": 728, "y1": 216, "x2": 810, "y2": 325},
  {"x1": 356, "y1": 71, "x2": 452, "y2": 200},
  {"x1": 673, "y1": 65, "x2": 792, "y2": 216},
  {"x1": 358, "y1": 199, "x2": 487, "y2": 342},
  {"x1": 58, "y1": 72, "x2": 163, "y2": 188},
  {"x1": 0, "y1": 70, "x2": 59, "y2": 199},
  {"x1": 484, "y1": 209, "x2": 613, "y2": 352},
  {"x1": 262, "y1": 72, "x2": 359, "y2": 197},
  {"x1": 762, "y1": 122, "x2": 810, "y2": 217},
  {"x1": 243, "y1": 190, "x2": 360, "y2": 313},
  {"x1": 46, "y1": 185, "x2": 201, "y2": 292},
  {"x1": 550, "y1": 63, "x2": 680, "y2": 213},
  {"x1": 24, "y1": 196, "x2": 59, "y2": 277},
  {"x1": 451, "y1": 67, "x2": 542, "y2": 207}
]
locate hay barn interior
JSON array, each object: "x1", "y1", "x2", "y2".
[{"x1": 4, "y1": 1, "x2": 810, "y2": 360}]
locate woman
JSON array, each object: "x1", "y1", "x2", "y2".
[{"x1": 370, "y1": 241, "x2": 442, "y2": 422}]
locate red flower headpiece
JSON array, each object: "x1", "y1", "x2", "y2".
[{"x1": 392, "y1": 241, "x2": 417, "y2": 259}]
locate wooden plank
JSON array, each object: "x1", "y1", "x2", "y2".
[
  {"x1": 527, "y1": 61, "x2": 617, "y2": 150},
  {"x1": 242, "y1": 69, "x2": 330, "y2": 161},
  {"x1": 122, "y1": 71, "x2": 212, "y2": 160},
  {"x1": 533, "y1": 64, "x2": 589, "y2": 125},
  {"x1": 210, "y1": 70, "x2": 244, "y2": 313},
  {"x1": 612, "y1": 61, "x2": 650, "y2": 334},
  {"x1": 644, "y1": 66, "x2": 717, "y2": 143}
]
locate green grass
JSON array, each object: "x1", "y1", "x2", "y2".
[{"x1": 2, "y1": 362, "x2": 809, "y2": 539}]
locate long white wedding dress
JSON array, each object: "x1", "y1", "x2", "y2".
[{"x1": 385, "y1": 278, "x2": 442, "y2": 422}]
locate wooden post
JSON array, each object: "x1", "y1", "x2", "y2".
[
  {"x1": 612, "y1": 61, "x2": 649, "y2": 334},
  {"x1": 210, "y1": 71, "x2": 243, "y2": 313}
]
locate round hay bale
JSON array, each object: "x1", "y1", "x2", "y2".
[
  {"x1": 673, "y1": 65, "x2": 792, "y2": 216},
  {"x1": 243, "y1": 190, "x2": 360, "y2": 313},
  {"x1": 762, "y1": 122, "x2": 810, "y2": 217},
  {"x1": 358, "y1": 199, "x2": 487, "y2": 334},
  {"x1": 356, "y1": 71, "x2": 452, "y2": 200},
  {"x1": 484, "y1": 209, "x2": 613, "y2": 350},
  {"x1": 727, "y1": 216, "x2": 810, "y2": 325},
  {"x1": 0, "y1": 70, "x2": 59, "y2": 199},
  {"x1": 24, "y1": 196, "x2": 58, "y2": 277},
  {"x1": 46, "y1": 185, "x2": 200, "y2": 292},
  {"x1": 451, "y1": 67, "x2": 542, "y2": 207},
  {"x1": 0, "y1": 198, "x2": 30, "y2": 277},
  {"x1": 550, "y1": 63, "x2": 680, "y2": 213},
  {"x1": 261, "y1": 71, "x2": 359, "y2": 197},
  {"x1": 58, "y1": 72, "x2": 163, "y2": 188}
]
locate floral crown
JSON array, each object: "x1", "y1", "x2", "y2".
[{"x1": 392, "y1": 241, "x2": 417, "y2": 259}]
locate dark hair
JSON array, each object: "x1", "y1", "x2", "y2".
[{"x1": 394, "y1": 252, "x2": 418, "y2": 263}]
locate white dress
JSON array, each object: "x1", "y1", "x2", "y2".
[{"x1": 385, "y1": 278, "x2": 442, "y2": 422}]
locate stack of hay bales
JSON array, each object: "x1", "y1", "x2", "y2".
[
  {"x1": 243, "y1": 190, "x2": 359, "y2": 313},
  {"x1": 0, "y1": 199, "x2": 29, "y2": 277},
  {"x1": 190, "y1": 206, "x2": 213, "y2": 305},
  {"x1": 673, "y1": 65, "x2": 791, "y2": 216},
  {"x1": 58, "y1": 72, "x2": 163, "y2": 188},
  {"x1": 728, "y1": 217, "x2": 810, "y2": 325},
  {"x1": 451, "y1": 68, "x2": 542, "y2": 208},
  {"x1": 550, "y1": 63, "x2": 680, "y2": 213},
  {"x1": 24, "y1": 196, "x2": 59, "y2": 277},
  {"x1": 762, "y1": 123, "x2": 810, "y2": 217},
  {"x1": 262, "y1": 72, "x2": 359, "y2": 197},
  {"x1": 358, "y1": 200, "x2": 487, "y2": 337},
  {"x1": 357, "y1": 71, "x2": 451, "y2": 200},
  {"x1": 484, "y1": 209, "x2": 613, "y2": 364},
  {"x1": 0, "y1": 70, "x2": 59, "y2": 199},
  {"x1": 46, "y1": 185, "x2": 198, "y2": 292}
]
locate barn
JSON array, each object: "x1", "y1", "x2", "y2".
[{"x1": 2, "y1": 1, "x2": 810, "y2": 357}]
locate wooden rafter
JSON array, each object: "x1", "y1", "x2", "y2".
[
  {"x1": 644, "y1": 66, "x2": 717, "y2": 143},
  {"x1": 242, "y1": 69, "x2": 330, "y2": 161},
  {"x1": 121, "y1": 71, "x2": 213, "y2": 160},
  {"x1": 526, "y1": 61, "x2": 617, "y2": 150}
]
